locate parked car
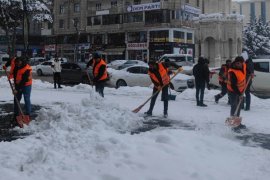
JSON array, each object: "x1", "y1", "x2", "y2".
[
  {"x1": 61, "y1": 63, "x2": 93, "y2": 84},
  {"x1": 108, "y1": 65, "x2": 194, "y2": 91},
  {"x1": 209, "y1": 59, "x2": 270, "y2": 96},
  {"x1": 159, "y1": 54, "x2": 194, "y2": 67},
  {"x1": 107, "y1": 60, "x2": 128, "y2": 69},
  {"x1": 29, "y1": 57, "x2": 46, "y2": 66},
  {"x1": 36, "y1": 61, "x2": 54, "y2": 76},
  {"x1": 50, "y1": 57, "x2": 68, "y2": 63},
  {"x1": 117, "y1": 60, "x2": 147, "y2": 70}
]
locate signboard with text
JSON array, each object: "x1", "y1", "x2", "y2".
[
  {"x1": 127, "y1": 43, "x2": 147, "y2": 50},
  {"x1": 127, "y1": 2, "x2": 160, "y2": 12}
]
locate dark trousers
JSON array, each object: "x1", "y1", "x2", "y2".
[
  {"x1": 245, "y1": 81, "x2": 252, "y2": 109},
  {"x1": 195, "y1": 82, "x2": 205, "y2": 104},
  {"x1": 95, "y1": 81, "x2": 105, "y2": 97},
  {"x1": 53, "y1": 72, "x2": 61, "y2": 88},
  {"x1": 229, "y1": 92, "x2": 241, "y2": 116},
  {"x1": 14, "y1": 85, "x2": 32, "y2": 116},
  {"x1": 148, "y1": 85, "x2": 169, "y2": 115},
  {"x1": 215, "y1": 82, "x2": 230, "y2": 103}
]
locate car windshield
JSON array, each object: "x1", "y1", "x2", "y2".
[
  {"x1": 125, "y1": 60, "x2": 137, "y2": 64},
  {"x1": 167, "y1": 56, "x2": 193, "y2": 62}
]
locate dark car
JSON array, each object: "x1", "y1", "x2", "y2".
[{"x1": 61, "y1": 63, "x2": 93, "y2": 84}]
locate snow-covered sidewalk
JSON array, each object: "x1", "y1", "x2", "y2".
[{"x1": 0, "y1": 77, "x2": 270, "y2": 180}]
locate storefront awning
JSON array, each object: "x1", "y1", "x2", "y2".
[{"x1": 103, "y1": 48, "x2": 125, "y2": 55}]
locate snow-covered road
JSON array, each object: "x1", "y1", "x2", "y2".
[{"x1": 1, "y1": 77, "x2": 270, "y2": 180}]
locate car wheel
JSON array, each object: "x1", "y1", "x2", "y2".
[
  {"x1": 37, "y1": 69, "x2": 43, "y2": 76},
  {"x1": 116, "y1": 79, "x2": 127, "y2": 88}
]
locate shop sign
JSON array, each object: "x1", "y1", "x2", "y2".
[
  {"x1": 182, "y1": 5, "x2": 201, "y2": 15},
  {"x1": 127, "y1": 43, "x2": 147, "y2": 50},
  {"x1": 127, "y1": 2, "x2": 160, "y2": 12},
  {"x1": 44, "y1": 44, "x2": 56, "y2": 51}
]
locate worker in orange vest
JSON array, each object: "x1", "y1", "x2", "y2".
[
  {"x1": 227, "y1": 56, "x2": 246, "y2": 120},
  {"x1": 87, "y1": 52, "x2": 108, "y2": 97},
  {"x1": 3, "y1": 57, "x2": 16, "y2": 79},
  {"x1": 214, "y1": 59, "x2": 231, "y2": 104},
  {"x1": 144, "y1": 60, "x2": 173, "y2": 118},
  {"x1": 12, "y1": 57, "x2": 32, "y2": 127}
]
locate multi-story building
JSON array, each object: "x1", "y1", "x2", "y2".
[
  {"x1": 232, "y1": 0, "x2": 270, "y2": 26},
  {"x1": 51, "y1": 0, "x2": 203, "y2": 62}
]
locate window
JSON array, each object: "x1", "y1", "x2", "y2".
[
  {"x1": 140, "y1": 67, "x2": 148, "y2": 74},
  {"x1": 250, "y1": 3, "x2": 255, "y2": 22},
  {"x1": 174, "y1": 31, "x2": 185, "y2": 43},
  {"x1": 152, "y1": 0, "x2": 160, "y2": 2},
  {"x1": 187, "y1": 33, "x2": 193, "y2": 43},
  {"x1": 103, "y1": 14, "x2": 121, "y2": 25},
  {"x1": 254, "y1": 62, "x2": 269, "y2": 73},
  {"x1": 127, "y1": 32, "x2": 147, "y2": 43},
  {"x1": 261, "y1": 1, "x2": 266, "y2": 23},
  {"x1": 111, "y1": 0, "x2": 117, "y2": 7},
  {"x1": 42, "y1": 62, "x2": 52, "y2": 66},
  {"x1": 107, "y1": 33, "x2": 125, "y2": 45},
  {"x1": 92, "y1": 34, "x2": 104, "y2": 44},
  {"x1": 145, "y1": 10, "x2": 170, "y2": 24},
  {"x1": 134, "y1": 0, "x2": 141, "y2": 5},
  {"x1": 127, "y1": 67, "x2": 141, "y2": 74},
  {"x1": 123, "y1": 12, "x2": 143, "y2": 23},
  {"x1": 59, "y1": 5, "x2": 65, "y2": 14},
  {"x1": 197, "y1": 0, "x2": 200, "y2": 7},
  {"x1": 150, "y1": 30, "x2": 169, "y2": 42},
  {"x1": 74, "y1": 3, "x2": 80, "y2": 12},
  {"x1": 93, "y1": 16, "x2": 102, "y2": 25},
  {"x1": 96, "y1": 3, "x2": 101, "y2": 10},
  {"x1": 59, "y1": 20, "x2": 64, "y2": 28}
]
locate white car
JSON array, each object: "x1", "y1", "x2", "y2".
[
  {"x1": 108, "y1": 65, "x2": 195, "y2": 91},
  {"x1": 117, "y1": 60, "x2": 147, "y2": 70},
  {"x1": 107, "y1": 60, "x2": 128, "y2": 69},
  {"x1": 29, "y1": 57, "x2": 46, "y2": 65},
  {"x1": 50, "y1": 57, "x2": 68, "y2": 63},
  {"x1": 36, "y1": 61, "x2": 54, "y2": 76}
]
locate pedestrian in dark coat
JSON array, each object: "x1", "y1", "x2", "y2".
[
  {"x1": 244, "y1": 57, "x2": 254, "y2": 111},
  {"x1": 193, "y1": 57, "x2": 210, "y2": 107}
]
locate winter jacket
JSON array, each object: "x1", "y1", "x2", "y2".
[
  {"x1": 13, "y1": 64, "x2": 32, "y2": 91},
  {"x1": 87, "y1": 58, "x2": 107, "y2": 82},
  {"x1": 51, "y1": 60, "x2": 62, "y2": 73},
  {"x1": 245, "y1": 58, "x2": 254, "y2": 79},
  {"x1": 193, "y1": 59, "x2": 210, "y2": 86}
]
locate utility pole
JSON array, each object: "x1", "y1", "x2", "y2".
[{"x1": 73, "y1": 18, "x2": 80, "y2": 63}]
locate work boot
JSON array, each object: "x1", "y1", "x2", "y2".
[
  {"x1": 10, "y1": 117, "x2": 19, "y2": 128},
  {"x1": 163, "y1": 114, "x2": 168, "y2": 118},
  {"x1": 58, "y1": 86, "x2": 62, "y2": 89},
  {"x1": 144, "y1": 111, "x2": 152, "y2": 116},
  {"x1": 196, "y1": 101, "x2": 200, "y2": 106},
  {"x1": 200, "y1": 103, "x2": 207, "y2": 107}
]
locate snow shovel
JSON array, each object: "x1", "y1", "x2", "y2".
[
  {"x1": 132, "y1": 67, "x2": 183, "y2": 113},
  {"x1": 4, "y1": 69, "x2": 30, "y2": 128},
  {"x1": 225, "y1": 76, "x2": 252, "y2": 127}
]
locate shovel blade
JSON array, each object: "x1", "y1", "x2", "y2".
[
  {"x1": 16, "y1": 115, "x2": 30, "y2": 128},
  {"x1": 132, "y1": 105, "x2": 143, "y2": 113},
  {"x1": 225, "y1": 116, "x2": 242, "y2": 127}
]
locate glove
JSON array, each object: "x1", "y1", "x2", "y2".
[
  {"x1": 157, "y1": 86, "x2": 162, "y2": 91},
  {"x1": 13, "y1": 89, "x2": 18, "y2": 95},
  {"x1": 3, "y1": 65, "x2": 6, "y2": 70}
]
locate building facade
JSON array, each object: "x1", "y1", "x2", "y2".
[
  {"x1": 51, "y1": 0, "x2": 203, "y2": 62},
  {"x1": 232, "y1": 0, "x2": 270, "y2": 26}
]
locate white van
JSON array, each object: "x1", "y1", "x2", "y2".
[{"x1": 159, "y1": 54, "x2": 194, "y2": 66}]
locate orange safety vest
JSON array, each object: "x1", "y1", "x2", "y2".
[
  {"x1": 243, "y1": 62, "x2": 247, "y2": 77},
  {"x1": 15, "y1": 64, "x2": 32, "y2": 86},
  {"x1": 227, "y1": 68, "x2": 246, "y2": 93},
  {"x1": 149, "y1": 63, "x2": 170, "y2": 87},
  {"x1": 92, "y1": 59, "x2": 108, "y2": 81},
  {"x1": 8, "y1": 57, "x2": 16, "y2": 80},
  {"x1": 218, "y1": 65, "x2": 229, "y2": 83}
]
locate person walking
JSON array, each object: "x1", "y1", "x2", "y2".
[
  {"x1": 51, "y1": 56, "x2": 62, "y2": 89},
  {"x1": 86, "y1": 52, "x2": 108, "y2": 97},
  {"x1": 11, "y1": 57, "x2": 32, "y2": 126},
  {"x1": 227, "y1": 56, "x2": 246, "y2": 118},
  {"x1": 244, "y1": 57, "x2": 254, "y2": 111},
  {"x1": 193, "y1": 57, "x2": 210, "y2": 107},
  {"x1": 144, "y1": 60, "x2": 171, "y2": 118},
  {"x1": 214, "y1": 59, "x2": 232, "y2": 104}
]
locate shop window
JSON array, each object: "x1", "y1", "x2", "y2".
[
  {"x1": 254, "y1": 62, "x2": 269, "y2": 73},
  {"x1": 123, "y1": 12, "x2": 143, "y2": 23},
  {"x1": 150, "y1": 30, "x2": 169, "y2": 42},
  {"x1": 174, "y1": 31, "x2": 185, "y2": 43},
  {"x1": 103, "y1": 14, "x2": 121, "y2": 25},
  {"x1": 127, "y1": 32, "x2": 146, "y2": 43},
  {"x1": 74, "y1": 3, "x2": 80, "y2": 12},
  {"x1": 187, "y1": 33, "x2": 193, "y2": 43},
  {"x1": 145, "y1": 10, "x2": 170, "y2": 24},
  {"x1": 59, "y1": 20, "x2": 64, "y2": 29}
]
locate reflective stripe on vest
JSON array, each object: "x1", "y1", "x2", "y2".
[
  {"x1": 218, "y1": 65, "x2": 228, "y2": 83},
  {"x1": 16, "y1": 64, "x2": 32, "y2": 86},
  {"x1": 149, "y1": 63, "x2": 170, "y2": 87},
  {"x1": 92, "y1": 59, "x2": 108, "y2": 81},
  {"x1": 227, "y1": 69, "x2": 246, "y2": 93}
]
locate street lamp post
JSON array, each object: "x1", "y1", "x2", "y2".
[{"x1": 22, "y1": 0, "x2": 29, "y2": 56}]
